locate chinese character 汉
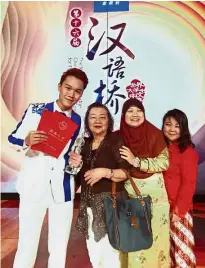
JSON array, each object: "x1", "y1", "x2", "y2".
[
  {"x1": 103, "y1": 56, "x2": 125, "y2": 79},
  {"x1": 87, "y1": 17, "x2": 135, "y2": 61}
]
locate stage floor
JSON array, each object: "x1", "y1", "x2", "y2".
[{"x1": 1, "y1": 201, "x2": 205, "y2": 268}]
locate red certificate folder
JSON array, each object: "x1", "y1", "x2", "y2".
[{"x1": 31, "y1": 110, "x2": 78, "y2": 158}]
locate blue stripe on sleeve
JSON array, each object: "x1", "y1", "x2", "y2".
[
  {"x1": 8, "y1": 106, "x2": 30, "y2": 146},
  {"x1": 63, "y1": 111, "x2": 81, "y2": 202}
]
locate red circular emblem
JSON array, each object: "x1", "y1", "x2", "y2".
[
  {"x1": 70, "y1": 28, "x2": 81, "y2": 38},
  {"x1": 59, "y1": 121, "x2": 67, "y2": 130},
  {"x1": 70, "y1": 38, "x2": 81, "y2": 48},
  {"x1": 71, "y1": 18, "x2": 81, "y2": 28},
  {"x1": 70, "y1": 8, "x2": 82, "y2": 18}
]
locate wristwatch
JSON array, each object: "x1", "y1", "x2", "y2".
[
  {"x1": 109, "y1": 169, "x2": 114, "y2": 179},
  {"x1": 133, "y1": 157, "x2": 140, "y2": 168}
]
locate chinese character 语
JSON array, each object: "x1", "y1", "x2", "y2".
[
  {"x1": 86, "y1": 17, "x2": 135, "y2": 61},
  {"x1": 102, "y1": 56, "x2": 125, "y2": 79}
]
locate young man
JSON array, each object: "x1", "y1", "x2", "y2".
[{"x1": 8, "y1": 68, "x2": 88, "y2": 268}]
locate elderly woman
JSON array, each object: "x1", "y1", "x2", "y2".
[
  {"x1": 71, "y1": 102, "x2": 130, "y2": 268},
  {"x1": 117, "y1": 98, "x2": 170, "y2": 268}
]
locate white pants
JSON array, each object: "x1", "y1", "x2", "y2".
[
  {"x1": 13, "y1": 186, "x2": 73, "y2": 268},
  {"x1": 86, "y1": 208, "x2": 121, "y2": 268}
]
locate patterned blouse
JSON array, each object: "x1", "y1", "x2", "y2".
[{"x1": 75, "y1": 132, "x2": 130, "y2": 242}]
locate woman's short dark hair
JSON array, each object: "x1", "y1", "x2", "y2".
[
  {"x1": 59, "y1": 68, "x2": 88, "y2": 89},
  {"x1": 162, "y1": 108, "x2": 194, "y2": 153},
  {"x1": 84, "y1": 102, "x2": 114, "y2": 138}
]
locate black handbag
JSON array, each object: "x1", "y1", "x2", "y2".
[{"x1": 103, "y1": 170, "x2": 153, "y2": 253}]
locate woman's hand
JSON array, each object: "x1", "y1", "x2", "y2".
[
  {"x1": 84, "y1": 168, "x2": 108, "y2": 186},
  {"x1": 69, "y1": 152, "x2": 82, "y2": 168},
  {"x1": 119, "y1": 146, "x2": 135, "y2": 165},
  {"x1": 171, "y1": 206, "x2": 181, "y2": 223},
  {"x1": 171, "y1": 213, "x2": 181, "y2": 223}
]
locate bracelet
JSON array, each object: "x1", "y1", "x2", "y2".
[
  {"x1": 133, "y1": 157, "x2": 140, "y2": 168},
  {"x1": 79, "y1": 160, "x2": 83, "y2": 169}
]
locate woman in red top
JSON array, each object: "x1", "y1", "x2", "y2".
[{"x1": 162, "y1": 109, "x2": 199, "y2": 268}]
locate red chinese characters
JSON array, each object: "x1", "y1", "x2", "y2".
[
  {"x1": 70, "y1": 38, "x2": 81, "y2": 48},
  {"x1": 71, "y1": 18, "x2": 81, "y2": 28},
  {"x1": 126, "y1": 79, "x2": 146, "y2": 102},
  {"x1": 70, "y1": 8, "x2": 82, "y2": 48},
  {"x1": 71, "y1": 8, "x2": 82, "y2": 18},
  {"x1": 70, "y1": 28, "x2": 81, "y2": 38}
]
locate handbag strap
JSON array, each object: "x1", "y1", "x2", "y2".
[
  {"x1": 111, "y1": 169, "x2": 152, "y2": 233},
  {"x1": 111, "y1": 169, "x2": 145, "y2": 206}
]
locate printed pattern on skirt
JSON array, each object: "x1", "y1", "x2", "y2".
[{"x1": 170, "y1": 211, "x2": 196, "y2": 268}]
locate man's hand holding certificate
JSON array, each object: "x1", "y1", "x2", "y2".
[{"x1": 31, "y1": 111, "x2": 78, "y2": 158}]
